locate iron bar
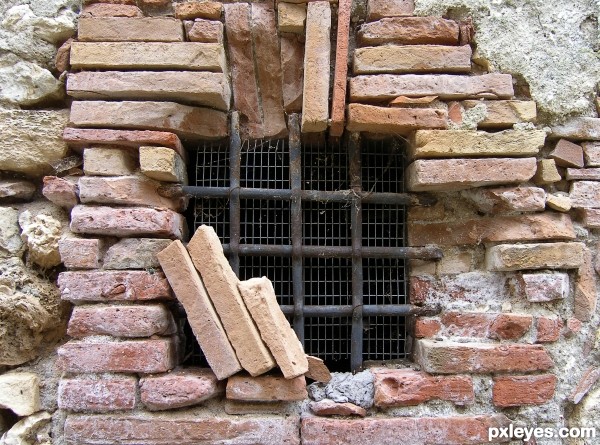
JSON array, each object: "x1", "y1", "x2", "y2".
[
  {"x1": 278, "y1": 304, "x2": 441, "y2": 317},
  {"x1": 228, "y1": 112, "x2": 242, "y2": 274},
  {"x1": 222, "y1": 244, "x2": 442, "y2": 259}
]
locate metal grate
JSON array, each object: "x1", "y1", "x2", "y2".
[{"x1": 184, "y1": 113, "x2": 441, "y2": 371}]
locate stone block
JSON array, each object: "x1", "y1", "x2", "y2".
[
  {"x1": 517, "y1": 272, "x2": 570, "y2": 302},
  {"x1": 104, "y1": 238, "x2": 171, "y2": 269},
  {"x1": 70, "y1": 42, "x2": 226, "y2": 72},
  {"x1": 550, "y1": 139, "x2": 585, "y2": 168},
  {"x1": 0, "y1": 179, "x2": 36, "y2": 202},
  {"x1": 407, "y1": 158, "x2": 537, "y2": 192},
  {"x1": 0, "y1": 372, "x2": 40, "y2": 416},
  {"x1": 278, "y1": 3, "x2": 306, "y2": 33},
  {"x1": 533, "y1": 159, "x2": 562, "y2": 184},
  {"x1": 139, "y1": 146, "x2": 187, "y2": 183},
  {"x1": 83, "y1": 147, "x2": 137, "y2": 177},
  {"x1": 58, "y1": 377, "x2": 136, "y2": 412},
  {"x1": 358, "y1": 16, "x2": 459, "y2": 45},
  {"x1": 81, "y1": 3, "x2": 143, "y2": 17},
  {"x1": 187, "y1": 226, "x2": 275, "y2": 376},
  {"x1": 347, "y1": 104, "x2": 447, "y2": 135},
  {"x1": 68, "y1": 71, "x2": 231, "y2": 111},
  {"x1": 59, "y1": 270, "x2": 172, "y2": 303},
  {"x1": 238, "y1": 277, "x2": 308, "y2": 378},
  {"x1": 461, "y1": 186, "x2": 546, "y2": 213},
  {"x1": 42, "y1": 176, "x2": 79, "y2": 208},
  {"x1": 551, "y1": 117, "x2": 600, "y2": 140},
  {"x1": 366, "y1": 0, "x2": 414, "y2": 21},
  {"x1": 461, "y1": 100, "x2": 536, "y2": 128},
  {"x1": 485, "y1": 242, "x2": 585, "y2": 271},
  {"x1": 226, "y1": 374, "x2": 307, "y2": 401},
  {"x1": 69, "y1": 100, "x2": 228, "y2": 141},
  {"x1": 175, "y1": 1, "x2": 222, "y2": 20},
  {"x1": 493, "y1": 375, "x2": 556, "y2": 407},
  {"x1": 350, "y1": 73, "x2": 514, "y2": 102},
  {"x1": 59, "y1": 238, "x2": 102, "y2": 269},
  {"x1": 280, "y1": 34, "x2": 304, "y2": 113},
  {"x1": 570, "y1": 181, "x2": 600, "y2": 208},
  {"x1": 67, "y1": 304, "x2": 176, "y2": 338},
  {"x1": 77, "y1": 17, "x2": 184, "y2": 41},
  {"x1": 70, "y1": 205, "x2": 186, "y2": 239},
  {"x1": 582, "y1": 142, "x2": 600, "y2": 166},
  {"x1": 354, "y1": 45, "x2": 472, "y2": 74},
  {"x1": 186, "y1": 19, "x2": 223, "y2": 43},
  {"x1": 309, "y1": 399, "x2": 366, "y2": 417},
  {"x1": 302, "y1": 1, "x2": 331, "y2": 133},
  {"x1": 411, "y1": 129, "x2": 545, "y2": 159}
]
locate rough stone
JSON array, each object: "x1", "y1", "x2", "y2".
[
  {"x1": 550, "y1": 139, "x2": 585, "y2": 168},
  {"x1": 81, "y1": 3, "x2": 144, "y2": 17},
  {"x1": 533, "y1": 159, "x2": 562, "y2": 184},
  {"x1": 0, "y1": 58, "x2": 64, "y2": 106},
  {"x1": 0, "y1": 372, "x2": 40, "y2": 416},
  {"x1": 140, "y1": 369, "x2": 223, "y2": 410},
  {"x1": 570, "y1": 181, "x2": 600, "y2": 208},
  {"x1": 0, "y1": 180, "x2": 36, "y2": 203},
  {"x1": 486, "y1": 242, "x2": 585, "y2": 271},
  {"x1": 186, "y1": 19, "x2": 223, "y2": 43},
  {"x1": 174, "y1": 1, "x2": 222, "y2": 20},
  {"x1": 280, "y1": 34, "x2": 304, "y2": 113},
  {"x1": 329, "y1": 0, "x2": 351, "y2": 137},
  {"x1": 354, "y1": 45, "x2": 471, "y2": 74},
  {"x1": 226, "y1": 374, "x2": 307, "y2": 401},
  {"x1": 83, "y1": 147, "x2": 137, "y2": 177},
  {"x1": 306, "y1": 356, "x2": 332, "y2": 383},
  {"x1": 411, "y1": 129, "x2": 545, "y2": 159},
  {"x1": 372, "y1": 369, "x2": 473, "y2": 407},
  {"x1": 566, "y1": 168, "x2": 600, "y2": 180},
  {"x1": 358, "y1": 16, "x2": 459, "y2": 45},
  {"x1": 367, "y1": 0, "x2": 414, "y2": 21},
  {"x1": 69, "y1": 100, "x2": 228, "y2": 141},
  {"x1": 407, "y1": 158, "x2": 537, "y2": 192},
  {"x1": 461, "y1": 186, "x2": 546, "y2": 213},
  {"x1": 67, "y1": 304, "x2": 175, "y2": 338},
  {"x1": 70, "y1": 205, "x2": 186, "y2": 239},
  {"x1": 54, "y1": 37, "x2": 73, "y2": 72},
  {"x1": 493, "y1": 375, "x2": 557, "y2": 407},
  {"x1": 414, "y1": 340, "x2": 554, "y2": 374},
  {"x1": 568, "y1": 367, "x2": 600, "y2": 404},
  {"x1": 551, "y1": 118, "x2": 600, "y2": 141},
  {"x1": 156, "y1": 240, "x2": 241, "y2": 380},
  {"x1": 70, "y1": 42, "x2": 226, "y2": 72},
  {"x1": 78, "y1": 17, "x2": 183, "y2": 41},
  {"x1": 67, "y1": 71, "x2": 231, "y2": 111},
  {"x1": 546, "y1": 193, "x2": 572, "y2": 212},
  {"x1": 19, "y1": 208, "x2": 64, "y2": 268},
  {"x1": 1, "y1": 412, "x2": 52, "y2": 445},
  {"x1": 302, "y1": 1, "x2": 331, "y2": 133},
  {"x1": 517, "y1": 272, "x2": 570, "y2": 302},
  {"x1": 350, "y1": 73, "x2": 514, "y2": 102},
  {"x1": 409, "y1": 213, "x2": 575, "y2": 246},
  {"x1": 581, "y1": 208, "x2": 600, "y2": 229},
  {"x1": 582, "y1": 142, "x2": 600, "y2": 166},
  {"x1": 59, "y1": 237, "x2": 102, "y2": 269},
  {"x1": 0, "y1": 207, "x2": 24, "y2": 258},
  {"x1": 347, "y1": 104, "x2": 447, "y2": 135},
  {"x1": 139, "y1": 146, "x2": 187, "y2": 183},
  {"x1": 0, "y1": 109, "x2": 69, "y2": 176},
  {"x1": 187, "y1": 226, "x2": 275, "y2": 376},
  {"x1": 278, "y1": 3, "x2": 306, "y2": 33},
  {"x1": 307, "y1": 370, "x2": 374, "y2": 409},
  {"x1": 42, "y1": 176, "x2": 78, "y2": 209},
  {"x1": 461, "y1": 100, "x2": 536, "y2": 128},
  {"x1": 58, "y1": 377, "x2": 137, "y2": 412},
  {"x1": 238, "y1": 277, "x2": 308, "y2": 379},
  {"x1": 309, "y1": 399, "x2": 366, "y2": 417},
  {"x1": 574, "y1": 248, "x2": 597, "y2": 322},
  {"x1": 58, "y1": 270, "x2": 172, "y2": 303},
  {"x1": 103, "y1": 238, "x2": 171, "y2": 270},
  {"x1": 535, "y1": 317, "x2": 562, "y2": 343}
]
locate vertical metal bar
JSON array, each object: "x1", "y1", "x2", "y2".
[
  {"x1": 349, "y1": 133, "x2": 364, "y2": 372},
  {"x1": 229, "y1": 112, "x2": 242, "y2": 274},
  {"x1": 288, "y1": 114, "x2": 304, "y2": 343}
]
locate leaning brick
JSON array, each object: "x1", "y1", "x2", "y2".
[{"x1": 568, "y1": 367, "x2": 600, "y2": 404}]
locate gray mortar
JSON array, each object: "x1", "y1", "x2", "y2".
[{"x1": 308, "y1": 370, "x2": 375, "y2": 409}]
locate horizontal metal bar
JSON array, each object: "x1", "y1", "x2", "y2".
[
  {"x1": 222, "y1": 244, "x2": 442, "y2": 260},
  {"x1": 279, "y1": 304, "x2": 441, "y2": 317}
]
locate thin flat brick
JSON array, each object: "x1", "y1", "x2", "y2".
[
  {"x1": 280, "y1": 34, "x2": 304, "y2": 112},
  {"x1": 409, "y1": 213, "x2": 575, "y2": 246},
  {"x1": 310, "y1": 400, "x2": 366, "y2": 417},
  {"x1": 42, "y1": 176, "x2": 78, "y2": 208},
  {"x1": 58, "y1": 338, "x2": 177, "y2": 373},
  {"x1": 226, "y1": 374, "x2": 307, "y2": 401},
  {"x1": 518, "y1": 272, "x2": 570, "y2": 302},
  {"x1": 550, "y1": 139, "x2": 585, "y2": 168},
  {"x1": 187, "y1": 226, "x2": 275, "y2": 376},
  {"x1": 415, "y1": 340, "x2": 554, "y2": 374},
  {"x1": 83, "y1": 147, "x2": 137, "y2": 177},
  {"x1": 175, "y1": 1, "x2": 222, "y2": 20},
  {"x1": 238, "y1": 277, "x2": 308, "y2": 379},
  {"x1": 139, "y1": 146, "x2": 187, "y2": 183},
  {"x1": 407, "y1": 158, "x2": 537, "y2": 192},
  {"x1": 438, "y1": 312, "x2": 531, "y2": 340},
  {"x1": 574, "y1": 248, "x2": 597, "y2": 322},
  {"x1": 69, "y1": 100, "x2": 228, "y2": 141},
  {"x1": 68, "y1": 71, "x2": 231, "y2": 111},
  {"x1": 67, "y1": 304, "x2": 176, "y2": 338},
  {"x1": 58, "y1": 270, "x2": 172, "y2": 302},
  {"x1": 157, "y1": 240, "x2": 241, "y2": 380},
  {"x1": 77, "y1": 17, "x2": 183, "y2": 41},
  {"x1": 462, "y1": 100, "x2": 536, "y2": 128},
  {"x1": 461, "y1": 186, "x2": 546, "y2": 213},
  {"x1": 350, "y1": 73, "x2": 514, "y2": 102},
  {"x1": 535, "y1": 317, "x2": 562, "y2": 343},
  {"x1": 367, "y1": 0, "x2": 414, "y2": 21},
  {"x1": 305, "y1": 356, "x2": 332, "y2": 383},
  {"x1": 328, "y1": 0, "x2": 351, "y2": 136},
  {"x1": 64, "y1": 415, "x2": 300, "y2": 445},
  {"x1": 570, "y1": 181, "x2": 600, "y2": 208},
  {"x1": 486, "y1": 242, "x2": 585, "y2": 271},
  {"x1": 582, "y1": 208, "x2": 600, "y2": 228},
  {"x1": 566, "y1": 168, "x2": 600, "y2": 180},
  {"x1": 411, "y1": 129, "x2": 545, "y2": 158},
  {"x1": 301, "y1": 415, "x2": 512, "y2": 445},
  {"x1": 59, "y1": 238, "x2": 102, "y2": 269},
  {"x1": 568, "y1": 367, "x2": 600, "y2": 404},
  {"x1": 551, "y1": 117, "x2": 600, "y2": 141},
  {"x1": 103, "y1": 238, "x2": 172, "y2": 270},
  {"x1": 302, "y1": 1, "x2": 331, "y2": 133},
  {"x1": 59, "y1": 377, "x2": 136, "y2": 412},
  {"x1": 0, "y1": 179, "x2": 36, "y2": 202},
  {"x1": 80, "y1": 3, "x2": 143, "y2": 17},
  {"x1": 493, "y1": 375, "x2": 556, "y2": 407},
  {"x1": 70, "y1": 205, "x2": 187, "y2": 239},
  {"x1": 70, "y1": 42, "x2": 226, "y2": 72},
  {"x1": 582, "y1": 142, "x2": 600, "y2": 166},
  {"x1": 354, "y1": 45, "x2": 471, "y2": 74},
  {"x1": 389, "y1": 95, "x2": 438, "y2": 107},
  {"x1": 373, "y1": 369, "x2": 473, "y2": 407},
  {"x1": 347, "y1": 104, "x2": 447, "y2": 135},
  {"x1": 359, "y1": 17, "x2": 459, "y2": 45},
  {"x1": 140, "y1": 369, "x2": 223, "y2": 410}
]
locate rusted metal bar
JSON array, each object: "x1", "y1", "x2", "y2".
[
  {"x1": 279, "y1": 304, "x2": 442, "y2": 317},
  {"x1": 229, "y1": 112, "x2": 242, "y2": 274}
]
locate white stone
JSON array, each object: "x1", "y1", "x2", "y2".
[
  {"x1": 0, "y1": 207, "x2": 24, "y2": 258},
  {"x1": 0, "y1": 411, "x2": 52, "y2": 445},
  {"x1": 19, "y1": 210, "x2": 63, "y2": 269},
  {"x1": 0, "y1": 372, "x2": 40, "y2": 416},
  {"x1": 0, "y1": 57, "x2": 63, "y2": 106}
]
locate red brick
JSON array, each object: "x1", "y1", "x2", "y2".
[
  {"x1": 174, "y1": 1, "x2": 222, "y2": 20},
  {"x1": 67, "y1": 304, "x2": 176, "y2": 338},
  {"x1": 566, "y1": 167, "x2": 600, "y2": 180},
  {"x1": 330, "y1": 0, "x2": 351, "y2": 137},
  {"x1": 493, "y1": 374, "x2": 557, "y2": 407},
  {"x1": 570, "y1": 181, "x2": 600, "y2": 209},
  {"x1": 64, "y1": 415, "x2": 300, "y2": 445},
  {"x1": 516, "y1": 272, "x2": 570, "y2": 302},
  {"x1": 373, "y1": 369, "x2": 473, "y2": 407},
  {"x1": 358, "y1": 16, "x2": 459, "y2": 46},
  {"x1": 226, "y1": 374, "x2": 307, "y2": 401},
  {"x1": 347, "y1": 104, "x2": 447, "y2": 135},
  {"x1": 488, "y1": 314, "x2": 532, "y2": 340},
  {"x1": 301, "y1": 415, "x2": 512, "y2": 445},
  {"x1": 535, "y1": 317, "x2": 562, "y2": 343},
  {"x1": 42, "y1": 176, "x2": 78, "y2": 208},
  {"x1": 409, "y1": 213, "x2": 575, "y2": 246},
  {"x1": 309, "y1": 400, "x2": 366, "y2": 417},
  {"x1": 566, "y1": 317, "x2": 583, "y2": 335},
  {"x1": 574, "y1": 248, "x2": 597, "y2": 322},
  {"x1": 415, "y1": 340, "x2": 554, "y2": 374},
  {"x1": 550, "y1": 139, "x2": 585, "y2": 168},
  {"x1": 58, "y1": 238, "x2": 102, "y2": 269},
  {"x1": 0, "y1": 179, "x2": 36, "y2": 202},
  {"x1": 366, "y1": 0, "x2": 414, "y2": 21},
  {"x1": 70, "y1": 205, "x2": 187, "y2": 239},
  {"x1": 140, "y1": 368, "x2": 223, "y2": 410},
  {"x1": 306, "y1": 356, "x2": 332, "y2": 383},
  {"x1": 583, "y1": 141, "x2": 600, "y2": 166},
  {"x1": 410, "y1": 276, "x2": 433, "y2": 304},
  {"x1": 58, "y1": 270, "x2": 172, "y2": 303},
  {"x1": 186, "y1": 19, "x2": 223, "y2": 43},
  {"x1": 58, "y1": 338, "x2": 177, "y2": 373},
  {"x1": 58, "y1": 377, "x2": 136, "y2": 412},
  {"x1": 582, "y1": 208, "x2": 600, "y2": 229},
  {"x1": 568, "y1": 367, "x2": 600, "y2": 404},
  {"x1": 81, "y1": 3, "x2": 143, "y2": 18},
  {"x1": 414, "y1": 318, "x2": 441, "y2": 338},
  {"x1": 440, "y1": 312, "x2": 490, "y2": 337}
]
